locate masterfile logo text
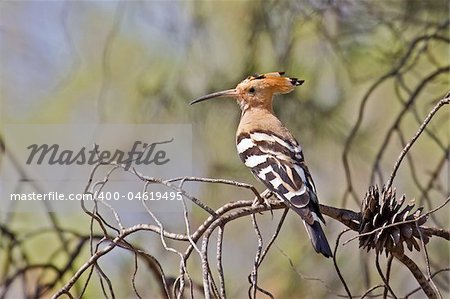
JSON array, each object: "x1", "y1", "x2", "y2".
[{"x1": 1, "y1": 124, "x2": 192, "y2": 212}]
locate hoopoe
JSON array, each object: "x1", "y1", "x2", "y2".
[{"x1": 190, "y1": 72, "x2": 332, "y2": 258}]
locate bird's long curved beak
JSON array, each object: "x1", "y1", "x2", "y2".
[{"x1": 190, "y1": 89, "x2": 237, "y2": 105}]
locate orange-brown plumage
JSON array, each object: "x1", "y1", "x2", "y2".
[{"x1": 191, "y1": 72, "x2": 332, "y2": 257}]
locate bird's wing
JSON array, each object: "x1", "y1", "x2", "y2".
[{"x1": 237, "y1": 130, "x2": 324, "y2": 224}]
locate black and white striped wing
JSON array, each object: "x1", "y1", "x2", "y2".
[{"x1": 237, "y1": 130, "x2": 324, "y2": 225}]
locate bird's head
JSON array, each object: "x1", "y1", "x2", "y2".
[{"x1": 190, "y1": 72, "x2": 304, "y2": 111}]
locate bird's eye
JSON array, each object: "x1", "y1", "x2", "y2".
[{"x1": 248, "y1": 87, "x2": 255, "y2": 93}]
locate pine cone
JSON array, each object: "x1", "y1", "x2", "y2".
[{"x1": 359, "y1": 186, "x2": 430, "y2": 255}]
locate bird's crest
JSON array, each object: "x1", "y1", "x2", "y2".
[{"x1": 241, "y1": 72, "x2": 304, "y2": 95}]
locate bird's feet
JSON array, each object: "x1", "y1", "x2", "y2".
[{"x1": 253, "y1": 189, "x2": 274, "y2": 215}]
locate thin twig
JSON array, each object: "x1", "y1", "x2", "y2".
[
  {"x1": 387, "y1": 93, "x2": 450, "y2": 189},
  {"x1": 333, "y1": 229, "x2": 353, "y2": 298},
  {"x1": 217, "y1": 225, "x2": 226, "y2": 299},
  {"x1": 375, "y1": 254, "x2": 397, "y2": 299}
]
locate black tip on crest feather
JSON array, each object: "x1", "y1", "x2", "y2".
[{"x1": 290, "y1": 78, "x2": 305, "y2": 86}]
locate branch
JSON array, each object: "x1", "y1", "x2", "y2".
[
  {"x1": 387, "y1": 92, "x2": 450, "y2": 189},
  {"x1": 391, "y1": 250, "x2": 439, "y2": 298}
]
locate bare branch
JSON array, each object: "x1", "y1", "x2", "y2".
[{"x1": 387, "y1": 93, "x2": 450, "y2": 189}]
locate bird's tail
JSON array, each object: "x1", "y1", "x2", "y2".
[{"x1": 303, "y1": 220, "x2": 333, "y2": 258}]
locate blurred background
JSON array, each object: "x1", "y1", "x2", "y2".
[{"x1": 1, "y1": 1, "x2": 449, "y2": 298}]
